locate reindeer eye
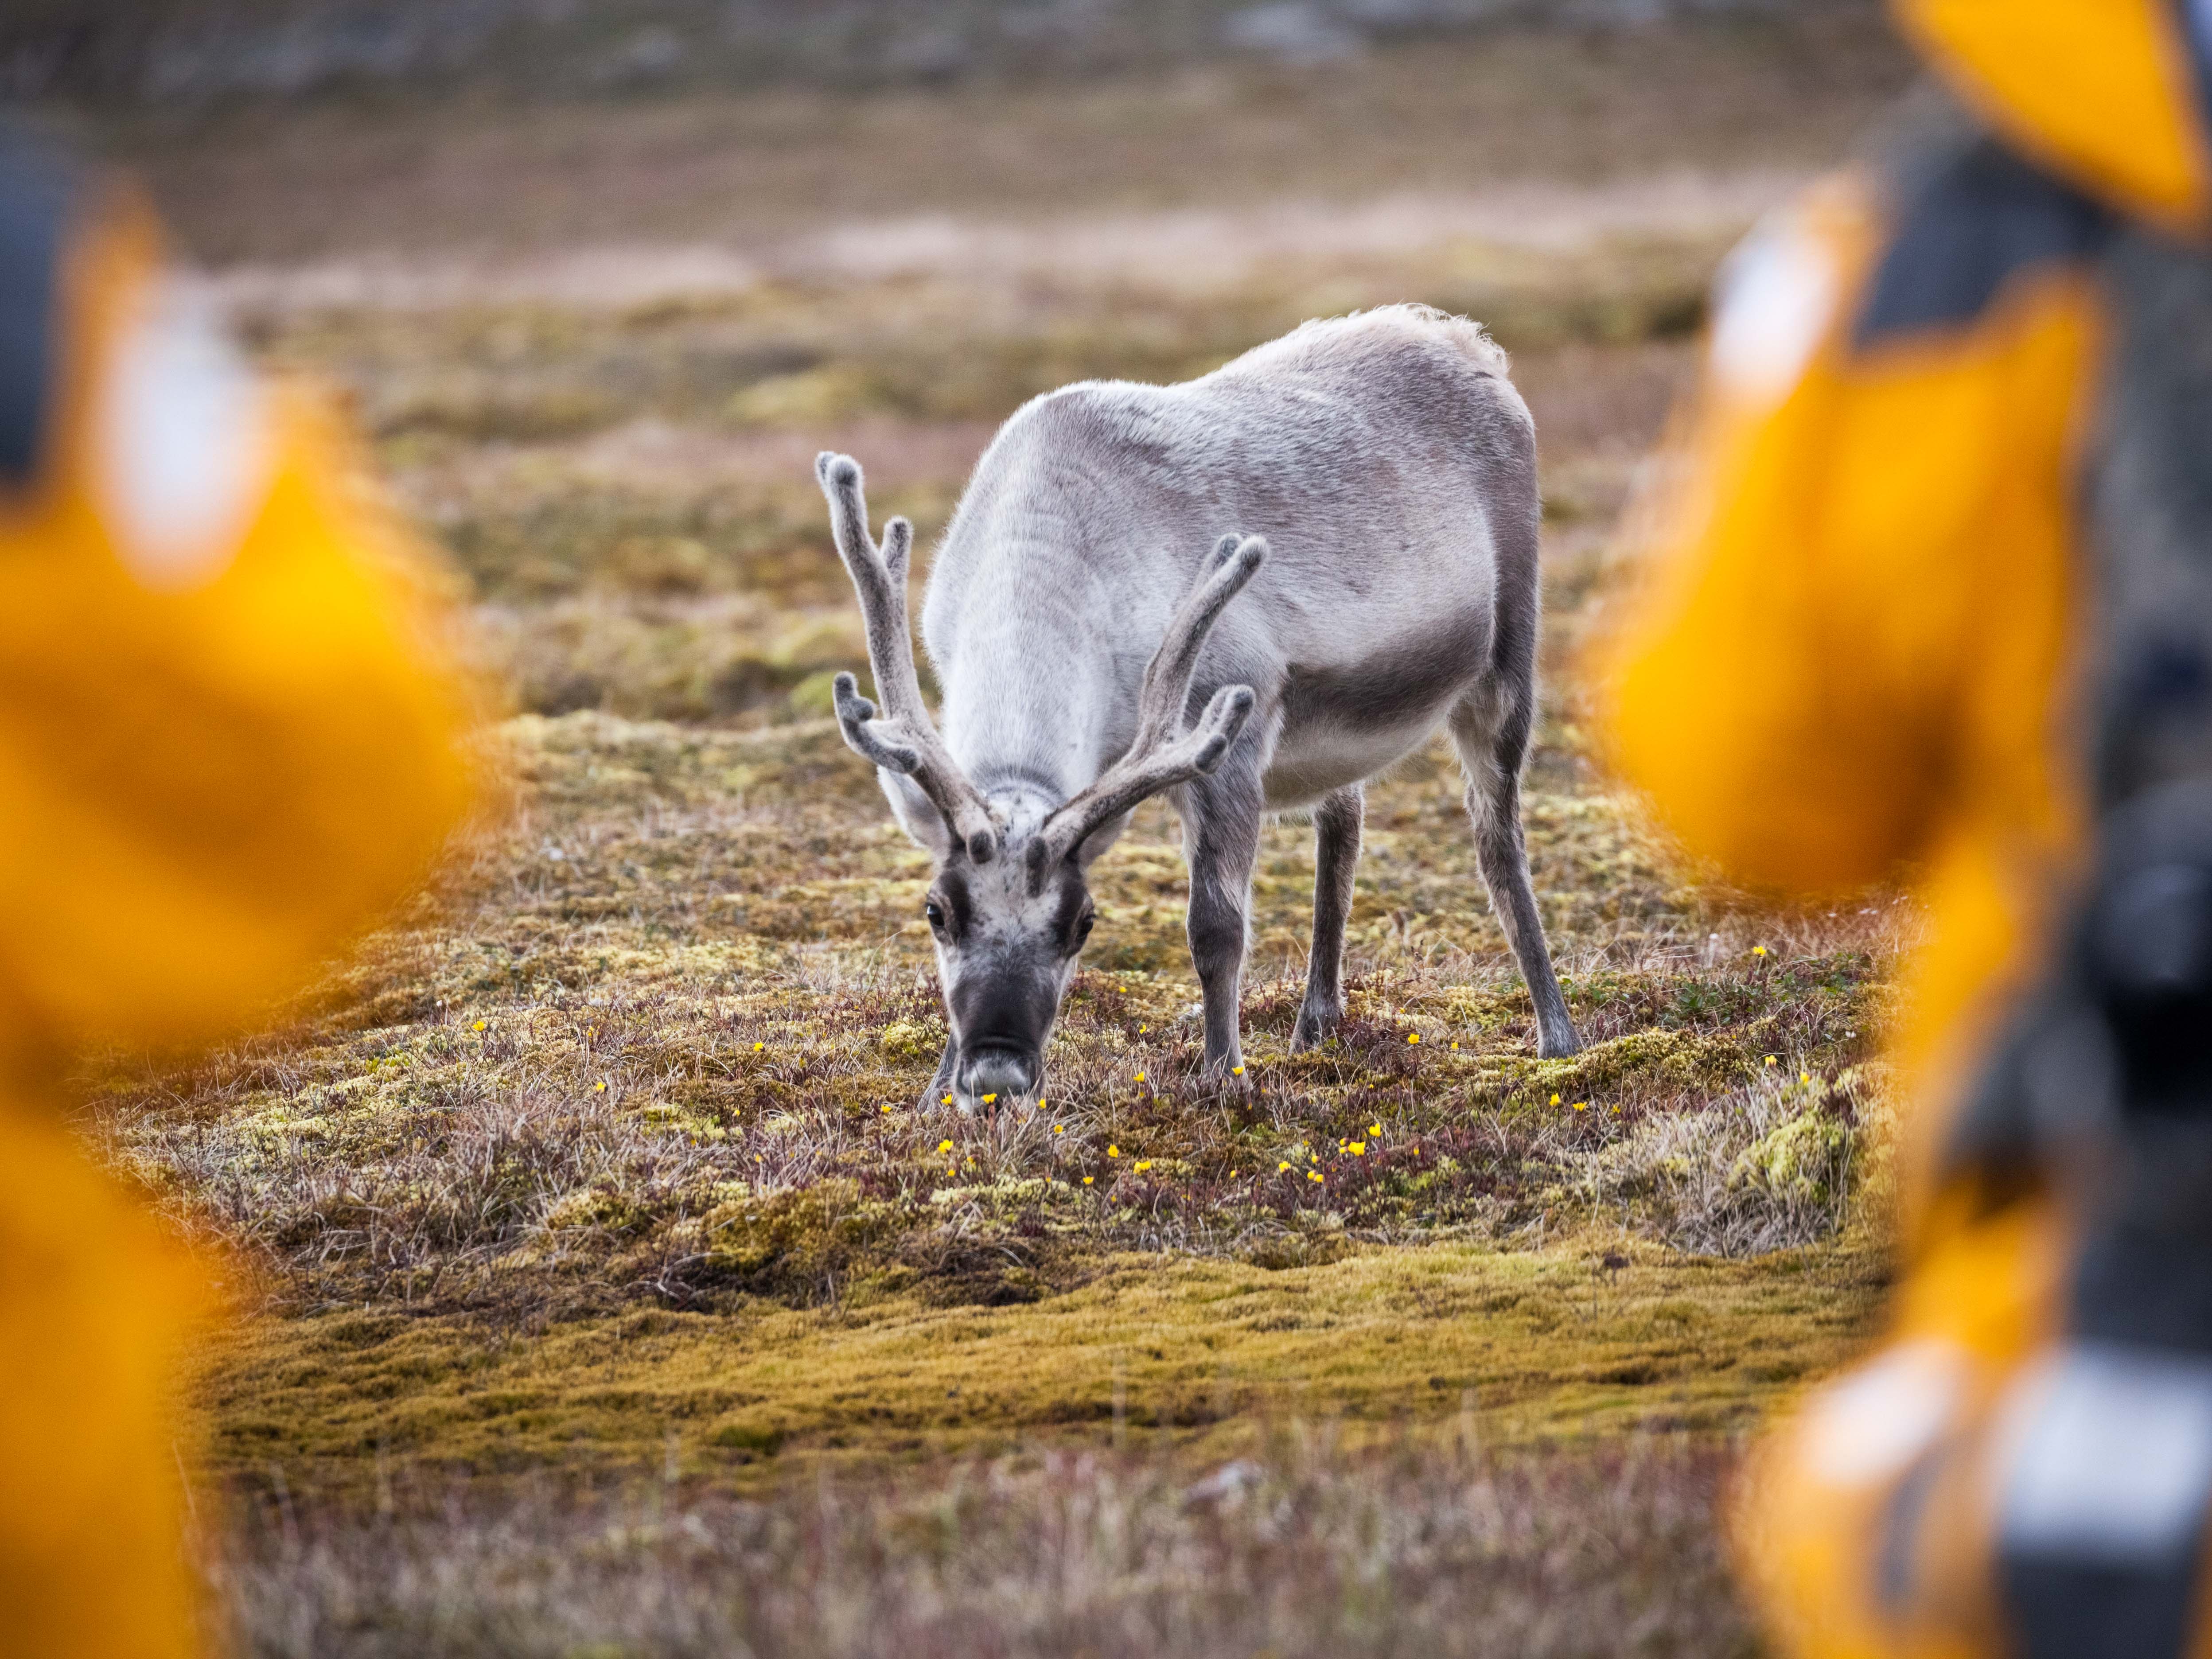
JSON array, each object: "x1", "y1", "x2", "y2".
[
  {"x1": 1073, "y1": 908, "x2": 1096, "y2": 946},
  {"x1": 923, "y1": 899, "x2": 947, "y2": 932}
]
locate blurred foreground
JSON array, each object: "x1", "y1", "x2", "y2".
[{"x1": 213, "y1": 1439, "x2": 1747, "y2": 1659}]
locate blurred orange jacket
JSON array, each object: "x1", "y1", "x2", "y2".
[
  {"x1": 1604, "y1": 3, "x2": 2212, "y2": 1655},
  {"x1": 0, "y1": 137, "x2": 474, "y2": 1657}
]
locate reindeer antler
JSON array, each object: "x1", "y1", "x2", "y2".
[
  {"x1": 817, "y1": 452, "x2": 999, "y2": 864},
  {"x1": 1031, "y1": 534, "x2": 1266, "y2": 874}
]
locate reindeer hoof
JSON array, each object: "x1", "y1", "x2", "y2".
[{"x1": 1291, "y1": 999, "x2": 1343, "y2": 1051}]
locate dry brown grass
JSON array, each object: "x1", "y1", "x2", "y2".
[
  {"x1": 203, "y1": 1436, "x2": 1757, "y2": 1659},
  {"x1": 89, "y1": 713, "x2": 1900, "y2": 1332}
]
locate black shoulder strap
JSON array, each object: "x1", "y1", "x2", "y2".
[
  {"x1": 1850, "y1": 130, "x2": 2111, "y2": 354},
  {"x1": 2087, "y1": 230, "x2": 2212, "y2": 798},
  {"x1": 0, "y1": 129, "x2": 78, "y2": 495}
]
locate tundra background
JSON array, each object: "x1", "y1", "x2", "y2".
[{"x1": 27, "y1": 5, "x2": 1917, "y2": 1654}]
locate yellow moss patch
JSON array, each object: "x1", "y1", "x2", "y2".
[{"x1": 194, "y1": 1232, "x2": 1888, "y2": 1493}]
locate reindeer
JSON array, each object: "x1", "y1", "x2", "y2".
[{"x1": 814, "y1": 304, "x2": 1580, "y2": 1109}]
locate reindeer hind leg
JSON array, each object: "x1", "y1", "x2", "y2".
[{"x1": 1448, "y1": 688, "x2": 1579, "y2": 1057}]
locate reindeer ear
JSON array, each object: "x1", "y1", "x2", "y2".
[{"x1": 879, "y1": 770, "x2": 954, "y2": 860}]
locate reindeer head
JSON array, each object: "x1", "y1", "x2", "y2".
[{"x1": 814, "y1": 452, "x2": 1262, "y2": 1107}]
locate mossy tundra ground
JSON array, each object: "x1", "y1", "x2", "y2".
[{"x1": 75, "y1": 18, "x2": 1920, "y2": 1654}]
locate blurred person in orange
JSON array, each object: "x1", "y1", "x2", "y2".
[
  {"x1": 0, "y1": 129, "x2": 475, "y2": 1656},
  {"x1": 1606, "y1": 2, "x2": 2212, "y2": 1654}
]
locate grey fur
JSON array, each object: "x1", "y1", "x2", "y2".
[
  {"x1": 1032, "y1": 532, "x2": 1266, "y2": 870},
  {"x1": 817, "y1": 303, "x2": 1581, "y2": 1107}
]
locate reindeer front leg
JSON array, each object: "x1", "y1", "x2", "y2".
[
  {"x1": 1293, "y1": 783, "x2": 1362, "y2": 1049},
  {"x1": 1179, "y1": 757, "x2": 1264, "y2": 1076},
  {"x1": 922, "y1": 1036, "x2": 958, "y2": 1110}
]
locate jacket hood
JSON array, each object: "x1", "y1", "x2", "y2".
[{"x1": 1894, "y1": 0, "x2": 2212, "y2": 232}]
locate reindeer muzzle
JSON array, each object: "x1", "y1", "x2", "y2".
[{"x1": 958, "y1": 1044, "x2": 1040, "y2": 1101}]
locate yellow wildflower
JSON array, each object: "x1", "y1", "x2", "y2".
[
  {"x1": 880, "y1": 1103, "x2": 892, "y2": 1114},
  {"x1": 937, "y1": 1139, "x2": 954, "y2": 1153},
  {"x1": 472, "y1": 1020, "x2": 487, "y2": 1032},
  {"x1": 1801, "y1": 1071, "x2": 1812, "y2": 1085},
  {"x1": 1550, "y1": 1093, "x2": 1561, "y2": 1106},
  {"x1": 1138, "y1": 1024, "x2": 1148, "y2": 1034},
  {"x1": 1135, "y1": 1160, "x2": 1153, "y2": 1172},
  {"x1": 1052, "y1": 1124, "x2": 1064, "y2": 1135},
  {"x1": 1133, "y1": 1072, "x2": 1145, "y2": 1083},
  {"x1": 1451, "y1": 1040, "x2": 1460, "y2": 1051},
  {"x1": 1083, "y1": 1175, "x2": 1095, "y2": 1185},
  {"x1": 982, "y1": 1093, "x2": 998, "y2": 1104},
  {"x1": 1367, "y1": 1123, "x2": 1381, "y2": 1137},
  {"x1": 1232, "y1": 1064, "x2": 1246, "y2": 1075},
  {"x1": 753, "y1": 1041, "x2": 764, "y2": 1051},
  {"x1": 1107, "y1": 1145, "x2": 1120, "y2": 1158},
  {"x1": 1350, "y1": 1142, "x2": 1366, "y2": 1156},
  {"x1": 1753, "y1": 945, "x2": 1768, "y2": 957},
  {"x1": 1573, "y1": 1102, "x2": 1588, "y2": 1112},
  {"x1": 594, "y1": 1081, "x2": 607, "y2": 1093},
  {"x1": 1406, "y1": 1032, "x2": 1420, "y2": 1045},
  {"x1": 1307, "y1": 1170, "x2": 1323, "y2": 1183},
  {"x1": 1278, "y1": 1161, "x2": 1292, "y2": 1172},
  {"x1": 1765, "y1": 1055, "x2": 1778, "y2": 1067}
]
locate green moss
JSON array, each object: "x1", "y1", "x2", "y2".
[
  {"x1": 696, "y1": 1180, "x2": 897, "y2": 1295},
  {"x1": 194, "y1": 1235, "x2": 1891, "y2": 1493},
  {"x1": 1732, "y1": 1110, "x2": 1853, "y2": 1208}
]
